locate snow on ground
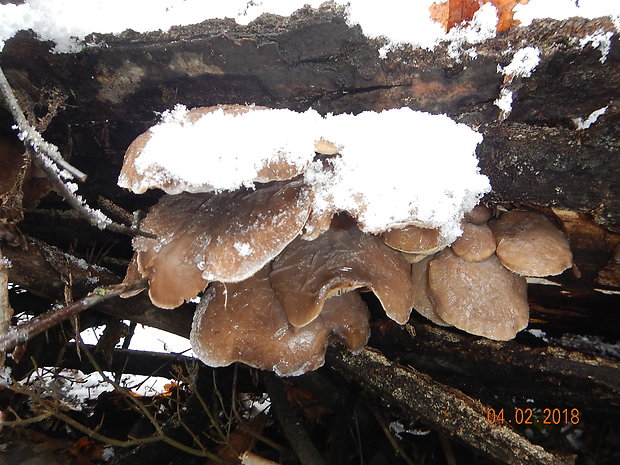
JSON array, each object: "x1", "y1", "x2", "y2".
[
  {"x1": 1, "y1": 0, "x2": 618, "y2": 53},
  {"x1": 74, "y1": 323, "x2": 192, "y2": 396}
]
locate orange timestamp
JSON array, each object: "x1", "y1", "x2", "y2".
[{"x1": 486, "y1": 408, "x2": 581, "y2": 425}]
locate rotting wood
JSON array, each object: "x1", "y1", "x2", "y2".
[
  {"x1": 368, "y1": 317, "x2": 620, "y2": 417},
  {"x1": 328, "y1": 346, "x2": 576, "y2": 465}
]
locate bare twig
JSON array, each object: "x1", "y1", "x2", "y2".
[
  {"x1": 262, "y1": 373, "x2": 326, "y2": 465},
  {"x1": 0, "y1": 279, "x2": 147, "y2": 352},
  {"x1": 0, "y1": 65, "x2": 155, "y2": 239},
  {"x1": 369, "y1": 405, "x2": 418, "y2": 465},
  {"x1": 0, "y1": 246, "x2": 13, "y2": 367},
  {"x1": 0, "y1": 66, "x2": 86, "y2": 181}
]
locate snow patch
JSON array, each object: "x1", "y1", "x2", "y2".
[
  {"x1": 573, "y1": 106, "x2": 608, "y2": 130},
  {"x1": 494, "y1": 88, "x2": 513, "y2": 118},
  {"x1": 578, "y1": 31, "x2": 613, "y2": 63},
  {"x1": 306, "y1": 108, "x2": 489, "y2": 241},
  {"x1": 130, "y1": 105, "x2": 323, "y2": 194},
  {"x1": 514, "y1": 0, "x2": 620, "y2": 28},
  {"x1": 234, "y1": 242, "x2": 253, "y2": 257},
  {"x1": 499, "y1": 47, "x2": 541, "y2": 78},
  {"x1": 125, "y1": 106, "x2": 488, "y2": 240},
  {"x1": 2, "y1": 0, "x2": 618, "y2": 55}
]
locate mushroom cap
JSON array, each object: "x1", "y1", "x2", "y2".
[
  {"x1": 381, "y1": 224, "x2": 449, "y2": 255},
  {"x1": 464, "y1": 204, "x2": 492, "y2": 225},
  {"x1": 450, "y1": 222, "x2": 496, "y2": 262},
  {"x1": 409, "y1": 255, "x2": 450, "y2": 326},
  {"x1": 118, "y1": 105, "x2": 323, "y2": 195},
  {"x1": 489, "y1": 211, "x2": 573, "y2": 276},
  {"x1": 428, "y1": 249, "x2": 529, "y2": 340},
  {"x1": 270, "y1": 216, "x2": 414, "y2": 327},
  {"x1": 189, "y1": 267, "x2": 369, "y2": 376},
  {"x1": 129, "y1": 180, "x2": 311, "y2": 308}
]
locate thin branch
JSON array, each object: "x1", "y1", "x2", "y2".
[
  {"x1": 0, "y1": 246, "x2": 13, "y2": 367},
  {"x1": 0, "y1": 65, "x2": 86, "y2": 181},
  {"x1": 0, "y1": 279, "x2": 147, "y2": 352},
  {"x1": 0, "y1": 65, "x2": 155, "y2": 239},
  {"x1": 262, "y1": 373, "x2": 326, "y2": 465}
]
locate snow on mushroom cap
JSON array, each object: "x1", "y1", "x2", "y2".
[
  {"x1": 305, "y1": 108, "x2": 490, "y2": 242},
  {"x1": 118, "y1": 105, "x2": 325, "y2": 195}
]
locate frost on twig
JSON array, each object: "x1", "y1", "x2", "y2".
[
  {"x1": 0, "y1": 65, "x2": 155, "y2": 239},
  {"x1": 0, "y1": 66, "x2": 86, "y2": 181},
  {"x1": 0, "y1": 279, "x2": 147, "y2": 353}
]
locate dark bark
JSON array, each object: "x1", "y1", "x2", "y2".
[
  {"x1": 328, "y1": 347, "x2": 576, "y2": 465},
  {"x1": 0, "y1": 6, "x2": 618, "y2": 464}
]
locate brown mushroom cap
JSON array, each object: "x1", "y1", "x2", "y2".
[
  {"x1": 489, "y1": 211, "x2": 573, "y2": 276},
  {"x1": 189, "y1": 267, "x2": 369, "y2": 376},
  {"x1": 450, "y1": 222, "x2": 496, "y2": 262},
  {"x1": 409, "y1": 255, "x2": 450, "y2": 326},
  {"x1": 127, "y1": 180, "x2": 311, "y2": 308},
  {"x1": 270, "y1": 216, "x2": 414, "y2": 327},
  {"x1": 464, "y1": 204, "x2": 492, "y2": 225},
  {"x1": 119, "y1": 105, "x2": 318, "y2": 195},
  {"x1": 381, "y1": 224, "x2": 449, "y2": 255},
  {"x1": 428, "y1": 249, "x2": 529, "y2": 340}
]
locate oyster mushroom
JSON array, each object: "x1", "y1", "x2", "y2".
[
  {"x1": 409, "y1": 255, "x2": 450, "y2": 326},
  {"x1": 428, "y1": 249, "x2": 529, "y2": 341},
  {"x1": 119, "y1": 104, "x2": 327, "y2": 195},
  {"x1": 270, "y1": 216, "x2": 414, "y2": 327},
  {"x1": 489, "y1": 211, "x2": 573, "y2": 276},
  {"x1": 190, "y1": 266, "x2": 369, "y2": 376},
  {"x1": 126, "y1": 180, "x2": 311, "y2": 308},
  {"x1": 450, "y1": 222, "x2": 496, "y2": 262}
]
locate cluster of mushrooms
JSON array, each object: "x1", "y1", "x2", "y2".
[{"x1": 119, "y1": 105, "x2": 573, "y2": 376}]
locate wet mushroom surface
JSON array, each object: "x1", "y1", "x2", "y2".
[
  {"x1": 125, "y1": 180, "x2": 311, "y2": 308},
  {"x1": 190, "y1": 266, "x2": 369, "y2": 376},
  {"x1": 270, "y1": 216, "x2": 414, "y2": 327}
]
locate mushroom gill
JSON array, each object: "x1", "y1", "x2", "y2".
[
  {"x1": 489, "y1": 210, "x2": 573, "y2": 276},
  {"x1": 190, "y1": 266, "x2": 369, "y2": 376},
  {"x1": 427, "y1": 249, "x2": 529, "y2": 341},
  {"x1": 125, "y1": 180, "x2": 311, "y2": 308},
  {"x1": 270, "y1": 216, "x2": 414, "y2": 327}
]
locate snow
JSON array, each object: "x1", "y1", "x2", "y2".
[
  {"x1": 79, "y1": 322, "x2": 193, "y2": 355},
  {"x1": 495, "y1": 88, "x2": 514, "y2": 116},
  {"x1": 126, "y1": 106, "x2": 488, "y2": 241},
  {"x1": 578, "y1": 31, "x2": 613, "y2": 63},
  {"x1": 499, "y1": 47, "x2": 541, "y2": 79},
  {"x1": 0, "y1": 366, "x2": 11, "y2": 387},
  {"x1": 2, "y1": 0, "x2": 618, "y2": 53},
  {"x1": 514, "y1": 0, "x2": 620, "y2": 27},
  {"x1": 127, "y1": 105, "x2": 323, "y2": 194},
  {"x1": 573, "y1": 106, "x2": 608, "y2": 130},
  {"x1": 234, "y1": 242, "x2": 253, "y2": 258},
  {"x1": 306, "y1": 108, "x2": 489, "y2": 240}
]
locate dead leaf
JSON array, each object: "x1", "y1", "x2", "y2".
[{"x1": 429, "y1": 0, "x2": 530, "y2": 33}]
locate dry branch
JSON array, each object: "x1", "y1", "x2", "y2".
[
  {"x1": 262, "y1": 373, "x2": 326, "y2": 465},
  {"x1": 0, "y1": 279, "x2": 147, "y2": 352},
  {"x1": 328, "y1": 347, "x2": 575, "y2": 465}
]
